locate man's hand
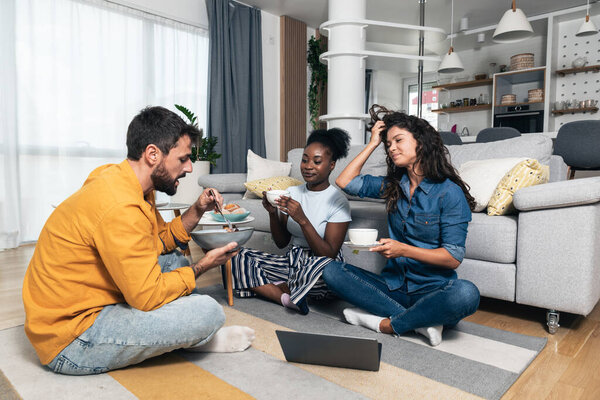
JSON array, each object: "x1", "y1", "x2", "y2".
[
  {"x1": 195, "y1": 187, "x2": 224, "y2": 213},
  {"x1": 191, "y1": 242, "x2": 239, "y2": 278},
  {"x1": 369, "y1": 238, "x2": 408, "y2": 259}
]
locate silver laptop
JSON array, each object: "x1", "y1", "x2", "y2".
[{"x1": 275, "y1": 330, "x2": 382, "y2": 371}]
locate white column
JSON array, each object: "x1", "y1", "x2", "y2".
[{"x1": 325, "y1": 0, "x2": 367, "y2": 144}]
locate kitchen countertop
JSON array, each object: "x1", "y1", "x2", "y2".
[{"x1": 459, "y1": 131, "x2": 557, "y2": 143}]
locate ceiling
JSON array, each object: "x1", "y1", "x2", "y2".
[{"x1": 242, "y1": 0, "x2": 593, "y2": 32}]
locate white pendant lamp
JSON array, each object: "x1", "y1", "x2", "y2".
[
  {"x1": 493, "y1": 0, "x2": 533, "y2": 43},
  {"x1": 438, "y1": 0, "x2": 464, "y2": 74},
  {"x1": 576, "y1": 0, "x2": 598, "y2": 37}
]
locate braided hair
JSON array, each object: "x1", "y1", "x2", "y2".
[{"x1": 369, "y1": 104, "x2": 476, "y2": 212}]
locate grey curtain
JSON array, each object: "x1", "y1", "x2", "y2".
[{"x1": 206, "y1": 0, "x2": 265, "y2": 173}]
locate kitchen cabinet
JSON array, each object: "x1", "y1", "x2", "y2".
[{"x1": 432, "y1": 78, "x2": 492, "y2": 113}]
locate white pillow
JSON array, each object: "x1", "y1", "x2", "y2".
[
  {"x1": 458, "y1": 157, "x2": 526, "y2": 212},
  {"x1": 244, "y1": 149, "x2": 293, "y2": 199}
]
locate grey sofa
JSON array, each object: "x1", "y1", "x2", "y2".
[{"x1": 198, "y1": 134, "x2": 600, "y2": 332}]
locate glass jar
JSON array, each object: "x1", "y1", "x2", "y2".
[{"x1": 488, "y1": 62, "x2": 497, "y2": 78}]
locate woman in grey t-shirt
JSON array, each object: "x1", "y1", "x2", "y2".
[{"x1": 231, "y1": 128, "x2": 351, "y2": 314}]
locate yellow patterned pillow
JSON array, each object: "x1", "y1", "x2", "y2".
[
  {"x1": 487, "y1": 159, "x2": 549, "y2": 216},
  {"x1": 244, "y1": 176, "x2": 303, "y2": 198}
]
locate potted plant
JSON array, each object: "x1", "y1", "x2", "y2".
[{"x1": 171, "y1": 104, "x2": 221, "y2": 202}]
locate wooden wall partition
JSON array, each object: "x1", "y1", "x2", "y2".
[{"x1": 280, "y1": 16, "x2": 307, "y2": 161}]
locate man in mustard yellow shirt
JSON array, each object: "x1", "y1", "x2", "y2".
[{"x1": 23, "y1": 106, "x2": 255, "y2": 375}]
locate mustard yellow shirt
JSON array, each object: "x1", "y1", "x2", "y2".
[{"x1": 22, "y1": 160, "x2": 196, "y2": 364}]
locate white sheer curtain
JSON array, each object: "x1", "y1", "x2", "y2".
[{"x1": 0, "y1": 0, "x2": 208, "y2": 248}]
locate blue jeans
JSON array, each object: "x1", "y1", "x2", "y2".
[
  {"x1": 47, "y1": 251, "x2": 225, "y2": 375},
  {"x1": 322, "y1": 261, "x2": 480, "y2": 335}
]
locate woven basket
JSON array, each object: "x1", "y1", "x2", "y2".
[
  {"x1": 501, "y1": 94, "x2": 517, "y2": 105},
  {"x1": 528, "y1": 88, "x2": 544, "y2": 102},
  {"x1": 510, "y1": 53, "x2": 534, "y2": 71}
]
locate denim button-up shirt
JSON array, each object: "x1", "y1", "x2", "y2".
[{"x1": 344, "y1": 173, "x2": 471, "y2": 293}]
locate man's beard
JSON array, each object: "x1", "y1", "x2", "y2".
[{"x1": 151, "y1": 162, "x2": 184, "y2": 196}]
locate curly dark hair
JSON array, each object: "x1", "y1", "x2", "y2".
[
  {"x1": 369, "y1": 104, "x2": 476, "y2": 212},
  {"x1": 306, "y1": 128, "x2": 351, "y2": 162}
]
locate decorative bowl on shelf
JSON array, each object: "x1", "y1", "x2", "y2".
[
  {"x1": 474, "y1": 73, "x2": 487, "y2": 80},
  {"x1": 501, "y1": 94, "x2": 517, "y2": 105}
]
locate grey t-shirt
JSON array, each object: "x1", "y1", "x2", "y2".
[{"x1": 286, "y1": 184, "x2": 352, "y2": 248}]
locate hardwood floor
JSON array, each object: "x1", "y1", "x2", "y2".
[{"x1": 2, "y1": 244, "x2": 599, "y2": 399}]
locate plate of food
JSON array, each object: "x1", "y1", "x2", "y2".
[{"x1": 210, "y1": 203, "x2": 250, "y2": 222}]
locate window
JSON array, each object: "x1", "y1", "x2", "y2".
[
  {"x1": 8, "y1": 0, "x2": 209, "y2": 242},
  {"x1": 407, "y1": 82, "x2": 438, "y2": 127}
]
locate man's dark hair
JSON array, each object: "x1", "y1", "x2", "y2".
[{"x1": 126, "y1": 106, "x2": 201, "y2": 160}]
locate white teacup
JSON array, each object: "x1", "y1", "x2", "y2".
[
  {"x1": 348, "y1": 228, "x2": 378, "y2": 245},
  {"x1": 265, "y1": 190, "x2": 290, "y2": 206}
]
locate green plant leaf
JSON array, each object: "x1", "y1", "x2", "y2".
[{"x1": 174, "y1": 104, "x2": 221, "y2": 166}]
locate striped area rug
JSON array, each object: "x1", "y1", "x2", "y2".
[{"x1": 0, "y1": 285, "x2": 546, "y2": 399}]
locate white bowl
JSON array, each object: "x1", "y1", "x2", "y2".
[
  {"x1": 265, "y1": 190, "x2": 290, "y2": 206},
  {"x1": 348, "y1": 228, "x2": 378, "y2": 245}
]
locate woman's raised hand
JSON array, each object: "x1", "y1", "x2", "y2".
[
  {"x1": 275, "y1": 196, "x2": 307, "y2": 224},
  {"x1": 369, "y1": 121, "x2": 386, "y2": 147}
]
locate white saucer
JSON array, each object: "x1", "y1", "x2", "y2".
[
  {"x1": 155, "y1": 201, "x2": 169, "y2": 207},
  {"x1": 343, "y1": 241, "x2": 380, "y2": 251}
]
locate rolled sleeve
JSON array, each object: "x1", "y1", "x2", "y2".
[
  {"x1": 343, "y1": 174, "x2": 385, "y2": 199},
  {"x1": 440, "y1": 186, "x2": 471, "y2": 262},
  {"x1": 156, "y1": 211, "x2": 192, "y2": 254},
  {"x1": 442, "y1": 243, "x2": 466, "y2": 263}
]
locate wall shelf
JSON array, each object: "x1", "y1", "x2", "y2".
[
  {"x1": 551, "y1": 107, "x2": 598, "y2": 115},
  {"x1": 432, "y1": 104, "x2": 492, "y2": 114},
  {"x1": 555, "y1": 65, "x2": 600, "y2": 77},
  {"x1": 433, "y1": 78, "x2": 492, "y2": 90}
]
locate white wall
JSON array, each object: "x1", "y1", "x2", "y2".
[{"x1": 262, "y1": 12, "x2": 281, "y2": 160}]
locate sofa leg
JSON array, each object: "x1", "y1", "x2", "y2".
[{"x1": 546, "y1": 310, "x2": 560, "y2": 334}]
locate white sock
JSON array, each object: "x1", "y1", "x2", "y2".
[
  {"x1": 190, "y1": 326, "x2": 255, "y2": 353},
  {"x1": 415, "y1": 325, "x2": 443, "y2": 347},
  {"x1": 280, "y1": 293, "x2": 300, "y2": 311},
  {"x1": 343, "y1": 308, "x2": 384, "y2": 333}
]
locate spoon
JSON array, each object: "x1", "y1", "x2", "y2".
[{"x1": 209, "y1": 189, "x2": 235, "y2": 232}]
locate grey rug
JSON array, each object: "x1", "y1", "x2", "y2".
[{"x1": 201, "y1": 284, "x2": 547, "y2": 400}]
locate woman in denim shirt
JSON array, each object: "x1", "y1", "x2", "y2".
[{"x1": 322, "y1": 105, "x2": 480, "y2": 346}]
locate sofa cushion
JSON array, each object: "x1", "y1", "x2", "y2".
[
  {"x1": 448, "y1": 134, "x2": 553, "y2": 169},
  {"x1": 244, "y1": 176, "x2": 302, "y2": 198},
  {"x1": 465, "y1": 213, "x2": 518, "y2": 263},
  {"x1": 198, "y1": 173, "x2": 247, "y2": 193},
  {"x1": 458, "y1": 157, "x2": 526, "y2": 212},
  {"x1": 244, "y1": 150, "x2": 292, "y2": 198},
  {"x1": 488, "y1": 159, "x2": 549, "y2": 215}
]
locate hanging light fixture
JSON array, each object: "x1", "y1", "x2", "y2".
[
  {"x1": 493, "y1": 0, "x2": 533, "y2": 43},
  {"x1": 438, "y1": 0, "x2": 464, "y2": 73},
  {"x1": 576, "y1": 0, "x2": 598, "y2": 37}
]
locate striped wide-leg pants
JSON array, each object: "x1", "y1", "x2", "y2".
[{"x1": 231, "y1": 246, "x2": 344, "y2": 304}]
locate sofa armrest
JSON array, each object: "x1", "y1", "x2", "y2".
[
  {"x1": 548, "y1": 155, "x2": 568, "y2": 183},
  {"x1": 513, "y1": 177, "x2": 600, "y2": 211},
  {"x1": 197, "y1": 173, "x2": 247, "y2": 194}
]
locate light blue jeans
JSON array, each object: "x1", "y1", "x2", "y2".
[
  {"x1": 47, "y1": 251, "x2": 225, "y2": 375},
  {"x1": 322, "y1": 261, "x2": 480, "y2": 334}
]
